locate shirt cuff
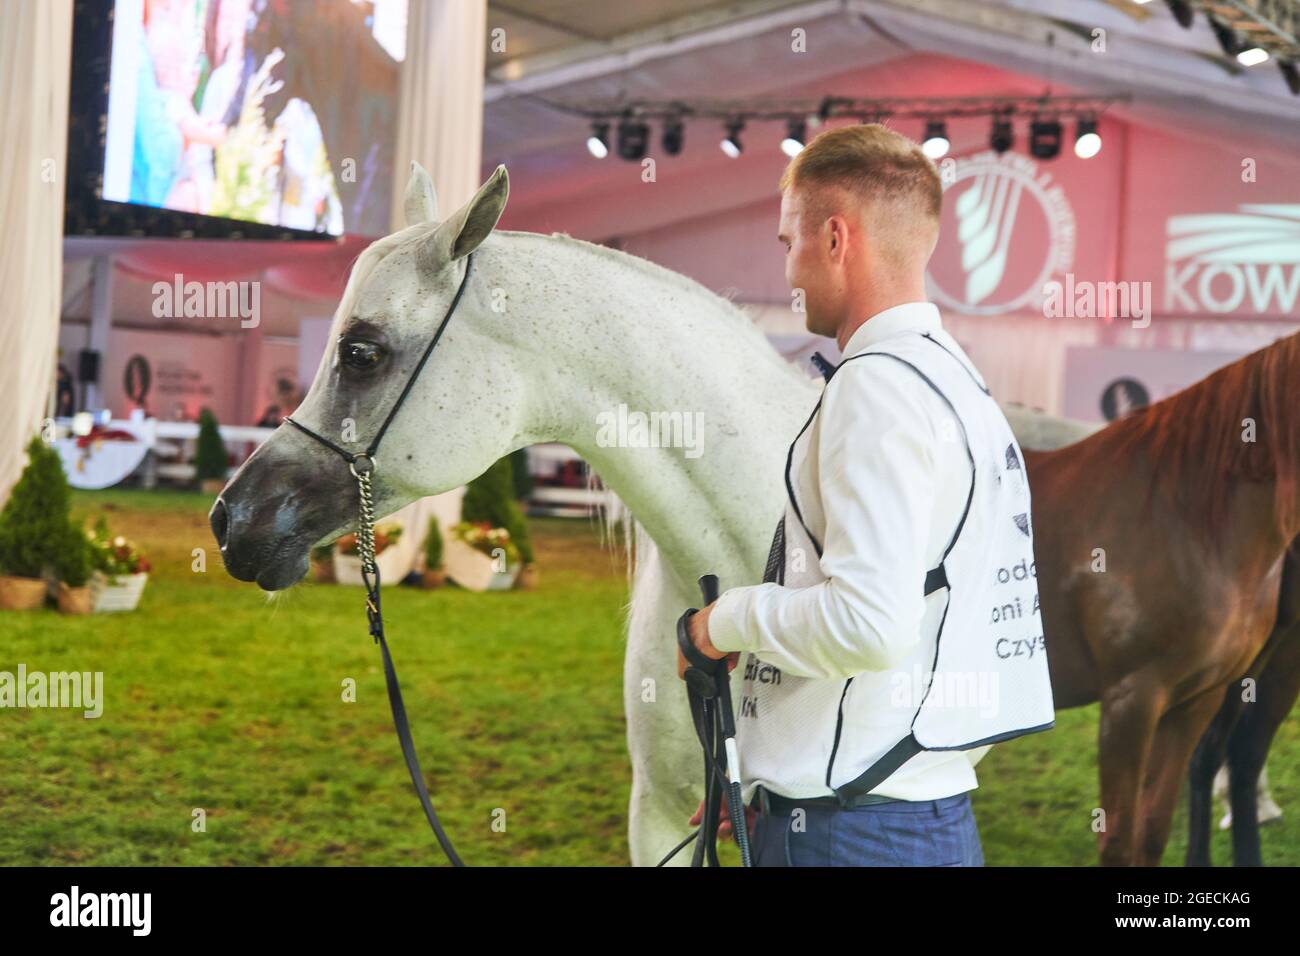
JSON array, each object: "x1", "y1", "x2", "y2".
[{"x1": 707, "y1": 588, "x2": 750, "y2": 653}]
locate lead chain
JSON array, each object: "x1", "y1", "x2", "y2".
[{"x1": 356, "y1": 470, "x2": 378, "y2": 575}]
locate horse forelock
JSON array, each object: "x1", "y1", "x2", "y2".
[{"x1": 1113, "y1": 330, "x2": 1300, "y2": 545}]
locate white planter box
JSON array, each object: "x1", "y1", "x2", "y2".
[
  {"x1": 332, "y1": 547, "x2": 407, "y2": 587},
  {"x1": 444, "y1": 538, "x2": 519, "y2": 592},
  {"x1": 90, "y1": 571, "x2": 148, "y2": 612}
]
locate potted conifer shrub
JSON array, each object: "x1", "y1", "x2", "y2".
[
  {"x1": 421, "y1": 516, "x2": 446, "y2": 589},
  {"x1": 461, "y1": 456, "x2": 536, "y2": 590},
  {"x1": 55, "y1": 525, "x2": 94, "y2": 615},
  {"x1": 0, "y1": 437, "x2": 70, "y2": 610},
  {"x1": 195, "y1": 408, "x2": 228, "y2": 494}
]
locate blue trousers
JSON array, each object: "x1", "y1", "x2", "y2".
[{"x1": 750, "y1": 791, "x2": 985, "y2": 866}]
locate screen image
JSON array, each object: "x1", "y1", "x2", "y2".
[{"x1": 100, "y1": 0, "x2": 407, "y2": 237}]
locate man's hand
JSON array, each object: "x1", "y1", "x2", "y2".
[
  {"x1": 676, "y1": 601, "x2": 740, "y2": 679},
  {"x1": 689, "y1": 796, "x2": 757, "y2": 842}
]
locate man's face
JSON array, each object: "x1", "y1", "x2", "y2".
[{"x1": 778, "y1": 188, "x2": 843, "y2": 338}]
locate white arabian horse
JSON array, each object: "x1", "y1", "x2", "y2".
[{"x1": 212, "y1": 164, "x2": 1094, "y2": 864}]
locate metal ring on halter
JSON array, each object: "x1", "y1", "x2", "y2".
[{"x1": 349, "y1": 455, "x2": 378, "y2": 479}]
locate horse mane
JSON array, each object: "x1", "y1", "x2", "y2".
[{"x1": 1105, "y1": 330, "x2": 1300, "y2": 544}]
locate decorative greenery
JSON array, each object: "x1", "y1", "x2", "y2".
[
  {"x1": 424, "y1": 516, "x2": 444, "y2": 571},
  {"x1": 310, "y1": 544, "x2": 334, "y2": 564},
  {"x1": 86, "y1": 516, "x2": 152, "y2": 580},
  {"x1": 55, "y1": 526, "x2": 93, "y2": 588},
  {"x1": 335, "y1": 524, "x2": 403, "y2": 557},
  {"x1": 462, "y1": 457, "x2": 534, "y2": 564},
  {"x1": 509, "y1": 447, "x2": 534, "y2": 502},
  {"x1": 194, "y1": 408, "x2": 228, "y2": 483},
  {"x1": 451, "y1": 521, "x2": 521, "y2": 567},
  {"x1": 0, "y1": 437, "x2": 73, "y2": 579}
]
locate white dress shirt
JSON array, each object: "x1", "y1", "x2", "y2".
[{"x1": 707, "y1": 301, "x2": 980, "y2": 801}]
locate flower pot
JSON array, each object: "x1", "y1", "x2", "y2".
[
  {"x1": 90, "y1": 570, "x2": 149, "y2": 612},
  {"x1": 333, "y1": 546, "x2": 406, "y2": 587},
  {"x1": 0, "y1": 574, "x2": 47, "y2": 610},
  {"x1": 57, "y1": 582, "x2": 94, "y2": 615},
  {"x1": 421, "y1": 568, "x2": 447, "y2": 589},
  {"x1": 312, "y1": 557, "x2": 336, "y2": 583},
  {"x1": 444, "y1": 538, "x2": 519, "y2": 592},
  {"x1": 515, "y1": 563, "x2": 539, "y2": 590},
  {"x1": 200, "y1": 478, "x2": 226, "y2": 495}
]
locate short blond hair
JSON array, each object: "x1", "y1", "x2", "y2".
[{"x1": 778, "y1": 124, "x2": 942, "y2": 238}]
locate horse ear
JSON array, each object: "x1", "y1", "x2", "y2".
[
  {"x1": 417, "y1": 166, "x2": 509, "y2": 274},
  {"x1": 404, "y1": 161, "x2": 439, "y2": 226}
]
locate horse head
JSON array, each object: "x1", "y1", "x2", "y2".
[{"x1": 210, "y1": 163, "x2": 522, "y2": 590}]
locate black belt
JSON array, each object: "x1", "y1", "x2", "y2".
[{"x1": 751, "y1": 784, "x2": 903, "y2": 816}]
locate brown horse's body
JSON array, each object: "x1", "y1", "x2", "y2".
[{"x1": 1024, "y1": 332, "x2": 1300, "y2": 866}]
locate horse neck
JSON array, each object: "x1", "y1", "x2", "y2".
[{"x1": 493, "y1": 232, "x2": 818, "y2": 584}]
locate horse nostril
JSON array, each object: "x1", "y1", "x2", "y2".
[{"x1": 210, "y1": 498, "x2": 230, "y2": 549}]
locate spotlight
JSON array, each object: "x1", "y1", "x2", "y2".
[
  {"x1": 1074, "y1": 117, "x2": 1102, "y2": 159},
  {"x1": 661, "y1": 116, "x2": 685, "y2": 156},
  {"x1": 781, "y1": 118, "x2": 806, "y2": 158},
  {"x1": 1029, "y1": 116, "x2": 1063, "y2": 160},
  {"x1": 586, "y1": 121, "x2": 609, "y2": 159},
  {"x1": 921, "y1": 119, "x2": 950, "y2": 159},
  {"x1": 1208, "y1": 17, "x2": 1240, "y2": 59},
  {"x1": 1281, "y1": 59, "x2": 1300, "y2": 95},
  {"x1": 616, "y1": 113, "x2": 649, "y2": 161},
  {"x1": 989, "y1": 114, "x2": 1014, "y2": 154},
  {"x1": 1237, "y1": 47, "x2": 1269, "y2": 67},
  {"x1": 1164, "y1": 0, "x2": 1194, "y2": 29},
  {"x1": 720, "y1": 119, "x2": 744, "y2": 158}
]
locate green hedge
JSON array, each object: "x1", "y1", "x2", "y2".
[
  {"x1": 0, "y1": 437, "x2": 74, "y2": 579},
  {"x1": 461, "y1": 456, "x2": 533, "y2": 565}
]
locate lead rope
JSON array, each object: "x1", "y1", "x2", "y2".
[{"x1": 350, "y1": 454, "x2": 466, "y2": 867}]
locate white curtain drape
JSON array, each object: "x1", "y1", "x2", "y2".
[
  {"x1": 0, "y1": 0, "x2": 74, "y2": 503},
  {"x1": 390, "y1": 0, "x2": 487, "y2": 224},
  {"x1": 384, "y1": 0, "x2": 487, "y2": 572}
]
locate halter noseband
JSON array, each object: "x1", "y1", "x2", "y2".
[{"x1": 280, "y1": 252, "x2": 475, "y2": 867}]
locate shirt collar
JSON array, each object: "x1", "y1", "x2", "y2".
[{"x1": 841, "y1": 301, "x2": 942, "y2": 359}]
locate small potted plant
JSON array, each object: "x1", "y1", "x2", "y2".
[
  {"x1": 445, "y1": 521, "x2": 520, "y2": 592},
  {"x1": 310, "y1": 543, "x2": 335, "y2": 583},
  {"x1": 87, "y1": 516, "x2": 151, "y2": 612},
  {"x1": 55, "y1": 526, "x2": 94, "y2": 615},
  {"x1": 421, "y1": 516, "x2": 446, "y2": 589},
  {"x1": 0, "y1": 437, "x2": 70, "y2": 610},
  {"x1": 332, "y1": 523, "x2": 404, "y2": 586},
  {"x1": 195, "y1": 408, "x2": 228, "y2": 494}
]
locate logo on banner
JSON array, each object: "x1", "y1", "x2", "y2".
[
  {"x1": 1165, "y1": 205, "x2": 1300, "y2": 315},
  {"x1": 928, "y1": 152, "x2": 1076, "y2": 315}
]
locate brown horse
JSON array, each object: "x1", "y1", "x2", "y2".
[
  {"x1": 1186, "y1": 540, "x2": 1299, "y2": 866},
  {"x1": 1025, "y1": 330, "x2": 1300, "y2": 866}
]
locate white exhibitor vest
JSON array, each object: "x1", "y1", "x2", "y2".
[{"x1": 759, "y1": 328, "x2": 1056, "y2": 805}]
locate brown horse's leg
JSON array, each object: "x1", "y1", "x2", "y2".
[
  {"x1": 1185, "y1": 685, "x2": 1246, "y2": 866},
  {"x1": 1136, "y1": 690, "x2": 1225, "y2": 866},
  {"x1": 1097, "y1": 678, "x2": 1166, "y2": 866}
]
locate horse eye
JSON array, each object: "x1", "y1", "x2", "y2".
[{"x1": 340, "y1": 339, "x2": 384, "y2": 370}]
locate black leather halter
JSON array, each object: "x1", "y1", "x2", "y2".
[{"x1": 282, "y1": 252, "x2": 475, "y2": 866}]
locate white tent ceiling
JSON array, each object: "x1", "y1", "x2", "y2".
[{"x1": 482, "y1": 0, "x2": 1300, "y2": 237}]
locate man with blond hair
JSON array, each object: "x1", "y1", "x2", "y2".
[{"x1": 678, "y1": 124, "x2": 1055, "y2": 866}]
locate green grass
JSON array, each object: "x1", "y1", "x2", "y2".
[{"x1": 0, "y1": 488, "x2": 1296, "y2": 865}]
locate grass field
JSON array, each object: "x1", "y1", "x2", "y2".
[{"x1": 1, "y1": 488, "x2": 1296, "y2": 865}]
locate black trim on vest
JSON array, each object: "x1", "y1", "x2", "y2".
[
  {"x1": 784, "y1": 398, "x2": 826, "y2": 559},
  {"x1": 921, "y1": 332, "x2": 991, "y2": 396}
]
